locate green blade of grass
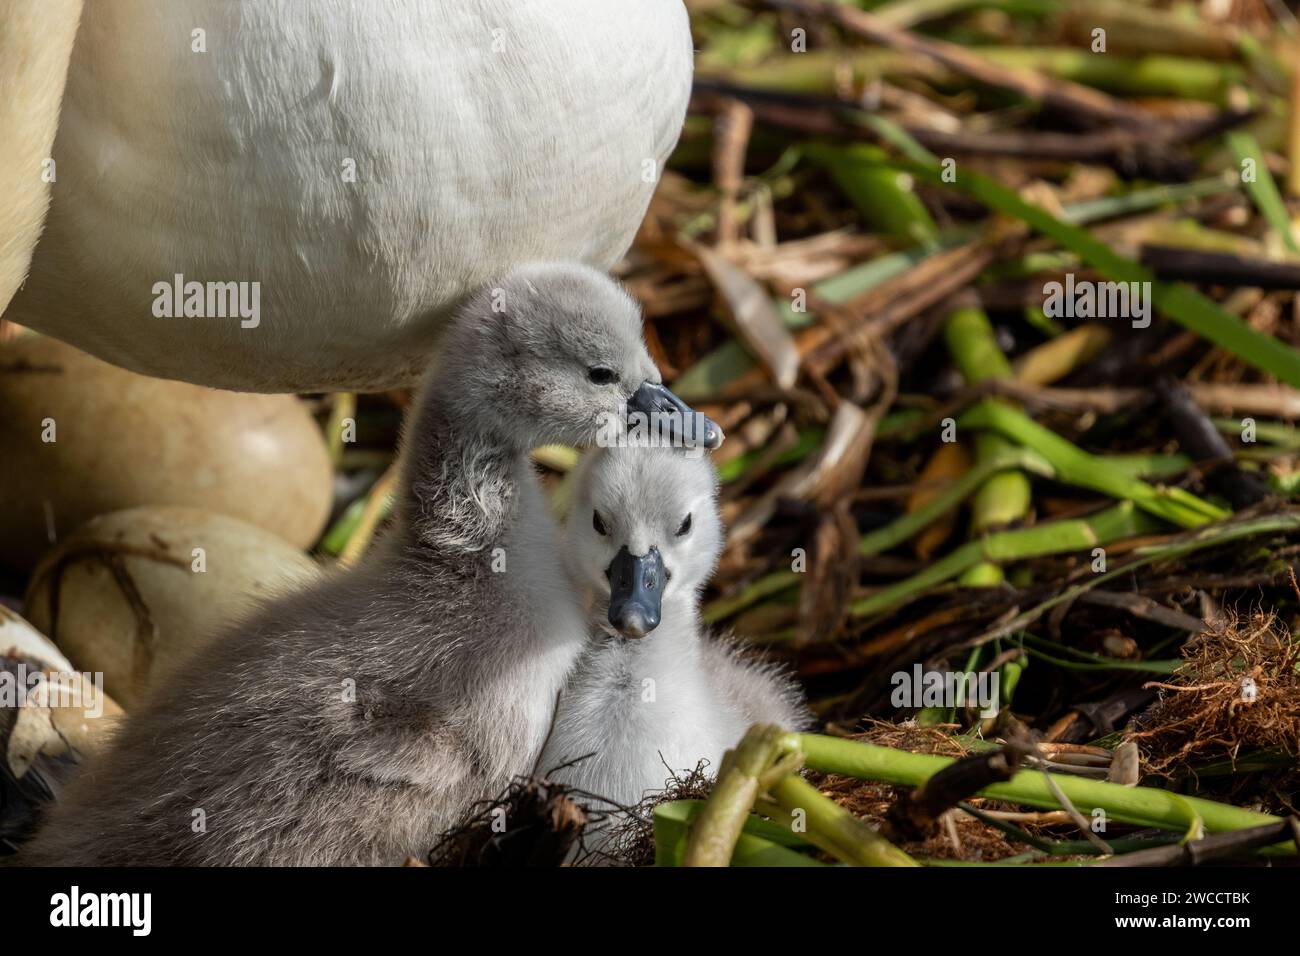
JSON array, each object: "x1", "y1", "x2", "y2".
[
  {"x1": 810, "y1": 143, "x2": 939, "y2": 246},
  {"x1": 1227, "y1": 130, "x2": 1300, "y2": 255},
  {"x1": 1017, "y1": 633, "x2": 1181, "y2": 674}
]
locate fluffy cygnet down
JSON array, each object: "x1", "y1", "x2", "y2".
[
  {"x1": 23, "y1": 262, "x2": 719, "y2": 866},
  {"x1": 538, "y1": 445, "x2": 811, "y2": 829}
]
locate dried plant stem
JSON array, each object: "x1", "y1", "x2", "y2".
[
  {"x1": 325, "y1": 392, "x2": 356, "y2": 467},
  {"x1": 337, "y1": 464, "x2": 397, "y2": 568}
]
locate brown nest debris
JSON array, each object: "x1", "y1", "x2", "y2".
[{"x1": 1126, "y1": 608, "x2": 1300, "y2": 787}]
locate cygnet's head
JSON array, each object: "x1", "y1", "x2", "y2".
[
  {"x1": 429, "y1": 262, "x2": 722, "y2": 451},
  {"x1": 566, "y1": 445, "x2": 724, "y2": 639}
]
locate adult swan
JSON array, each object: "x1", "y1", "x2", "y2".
[{"x1": 0, "y1": 0, "x2": 692, "y2": 391}]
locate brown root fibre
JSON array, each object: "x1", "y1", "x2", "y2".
[
  {"x1": 598, "y1": 760, "x2": 717, "y2": 868},
  {"x1": 427, "y1": 776, "x2": 588, "y2": 867},
  {"x1": 1125, "y1": 609, "x2": 1300, "y2": 777}
]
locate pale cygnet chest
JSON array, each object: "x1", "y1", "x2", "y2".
[
  {"x1": 540, "y1": 625, "x2": 749, "y2": 811},
  {"x1": 485, "y1": 466, "x2": 590, "y2": 762}
]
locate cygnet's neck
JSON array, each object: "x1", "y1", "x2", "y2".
[
  {"x1": 590, "y1": 594, "x2": 704, "y2": 666},
  {"x1": 396, "y1": 384, "x2": 522, "y2": 555}
]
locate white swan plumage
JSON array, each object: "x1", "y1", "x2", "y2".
[{"x1": 1, "y1": 0, "x2": 693, "y2": 391}]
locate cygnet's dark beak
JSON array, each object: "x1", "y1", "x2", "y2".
[
  {"x1": 606, "y1": 545, "x2": 665, "y2": 639},
  {"x1": 626, "y1": 381, "x2": 724, "y2": 450}
]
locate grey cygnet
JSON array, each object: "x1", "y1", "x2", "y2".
[{"x1": 24, "y1": 262, "x2": 718, "y2": 866}]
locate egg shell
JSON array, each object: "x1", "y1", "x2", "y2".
[
  {"x1": 1, "y1": 606, "x2": 124, "y2": 778},
  {"x1": 0, "y1": 334, "x2": 333, "y2": 571},
  {"x1": 24, "y1": 506, "x2": 320, "y2": 709}
]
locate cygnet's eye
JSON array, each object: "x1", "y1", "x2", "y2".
[
  {"x1": 587, "y1": 365, "x2": 620, "y2": 386},
  {"x1": 593, "y1": 510, "x2": 609, "y2": 536},
  {"x1": 676, "y1": 513, "x2": 692, "y2": 537}
]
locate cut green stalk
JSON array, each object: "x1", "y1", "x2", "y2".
[
  {"x1": 319, "y1": 489, "x2": 394, "y2": 557},
  {"x1": 977, "y1": 47, "x2": 1242, "y2": 102},
  {"x1": 653, "y1": 801, "x2": 824, "y2": 867},
  {"x1": 1141, "y1": 217, "x2": 1268, "y2": 257},
  {"x1": 764, "y1": 773, "x2": 919, "y2": 867},
  {"x1": 793, "y1": 734, "x2": 1290, "y2": 840},
  {"x1": 1060, "y1": 176, "x2": 1240, "y2": 225},
  {"x1": 1227, "y1": 131, "x2": 1300, "y2": 255},
  {"x1": 860, "y1": 447, "x2": 1052, "y2": 557},
  {"x1": 1104, "y1": 452, "x2": 1191, "y2": 479},
  {"x1": 850, "y1": 502, "x2": 1163, "y2": 619},
  {"x1": 703, "y1": 570, "x2": 802, "y2": 624},
  {"x1": 960, "y1": 400, "x2": 1227, "y2": 527},
  {"x1": 1057, "y1": 1, "x2": 1245, "y2": 61},
  {"x1": 809, "y1": 143, "x2": 939, "y2": 246},
  {"x1": 679, "y1": 725, "x2": 917, "y2": 868},
  {"x1": 681, "y1": 724, "x2": 789, "y2": 867},
  {"x1": 944, "y1": 303, "x2": 1034, "y2": 583},
  {"x1": 698, "y1": 45, "x2": 1238, "y2": 102},
  {"x1": 727, "y1": 832, "x2": 826, "y2": 867},
  {"x1": 1214, "y1": 417, "x2": 1300, "y2": 448}
]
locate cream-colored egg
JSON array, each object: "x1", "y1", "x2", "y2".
[
  {"x1": 24, "y1": 506, "x2": 320, "y2": 709},
  {"x1": 0, "y1": 334, "x2": 333, "y2": 571}
]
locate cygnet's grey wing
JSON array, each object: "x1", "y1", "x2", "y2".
[
  {"x1": 20, "y1": 560, "x2": 474, "y2": 866},
  {"x1": 699, "y1": 633, "x2": 815, "y2": 732}
]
